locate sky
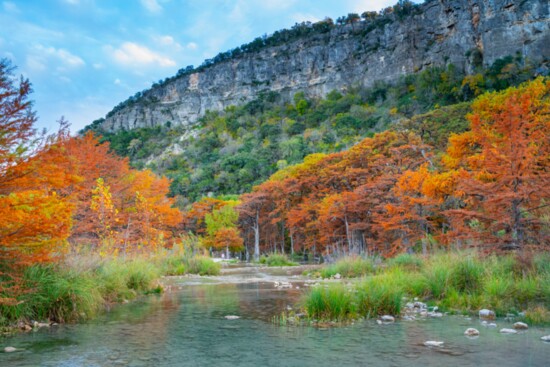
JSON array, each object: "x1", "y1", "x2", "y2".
[{"x1": 1, "y1": 0, "x2": 407, "y2": 132}]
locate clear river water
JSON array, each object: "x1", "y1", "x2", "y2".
[{"x1": 1, "y1": 264, "x2": 549, "y2": 366}]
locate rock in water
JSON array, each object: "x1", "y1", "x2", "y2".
[
  {"x1": 424, "y1": 341, "x2": 444, "y2": 347},
  {"x1": 513, "y1": 322, "x2": 528, "y2": 330},
  {"x1": 499, "y1": 328, "x2": 517, "y2": 334},
  {"x1": 479, "y1": 309, "x2": 496, "y2": 320},
  {"x1": 224, "y1": 315, "x2": 240, "y2": 320},
  {"x1": 4, "y1": 347, "x2": 17, "y2": 353},
  {"x1": 380, "y1": 315, "x2": 395, "y2": 323},
  {"x1": 541, "y1": 335, "x2": 550, "y2": 342},
  {"x1": 464, "y1": 328, "x2": 480, "y2": 336}
]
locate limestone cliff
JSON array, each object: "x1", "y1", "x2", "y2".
[{"x1": 100, "y1": 0, "x2": 549, "y2": 132}]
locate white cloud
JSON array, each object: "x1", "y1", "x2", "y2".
[
  {"x1": 26, "y1": 56, "x2": 47, "y2": 72},
  {"x1": 157, "y1": 35, "x2": 174, "y2": 45},
  {"x1": 108, "y1": 42, "x2": 175, "y2": 67},
  {"x1": 3, "y1": 1, "x2": 19, "y2": 12},
  {"x1": 186, "y1": 42, "x2": 198, "y2": 50},
  {"x1": 26, "y1": 45, "x2": 84, "y2": 73},
  {"x1": 141, "y1": 0, "x2": 162, "y2": 14},
  {"x1": 35, "y1": 45, "x2": 86, "y2": 67},
  {"x1": 114, "y1": 78, "x2": 121, "y2": 85},
  {"x1": 92, "y1": 63, "x2": 103, "y2": 69},
  {"x1": 63, "y1": 0, "x2": 80, "y2": 4}
]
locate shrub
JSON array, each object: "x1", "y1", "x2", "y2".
[
  {"x1": 388, "y1": 253, "x2": 423, "y2": 271},
  {"x1": 8, "y1": 265, "x2": 103, "y2": 323},
  {"x1": 355, "y1": 275, "x2": 404, "y2": 317},
  {"x1": 185, "y1": 256, "x2": 221, "y2": 275},
  {"x1": 304, "y1": 284, "x2": 355, "y2": 321},
  {"x1": 262, "y1": 253, "x2": 298, "y2": 267},
  {"x1": 449, "y1": 256, "x2": 484, "y2": 293},
  {"x1": 320, "y1": 257, "x2": 375, "y2": 278}
]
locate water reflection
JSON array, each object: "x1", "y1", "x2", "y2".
[{"x1": 1, "y1": 266, "x2": 549, "y2": 366}]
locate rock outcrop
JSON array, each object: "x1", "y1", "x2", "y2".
[{"x1": 100, "y1": 0, "x2": 549, "y2": 132}]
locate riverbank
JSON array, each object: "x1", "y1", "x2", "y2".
[
  {"x1": 2, "y1": 265, "x2": 549, "y2": 366},
  {"x1": 299, "y1": 252, "x2": 550, "y2": 325},
  {"x1": 0, "y1": 253, "x2": 221, "y2": 333}
]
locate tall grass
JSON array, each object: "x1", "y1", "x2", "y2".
[
  {"x1": 259, "y1": 253, "x2": 298, "y2": 267},
  {"x1": 302, "y1": 251, "x2": 550, "y2": 323},
  {"x1": 0, "y1": 252, "x2": 221, "y2": 327},
  {"x1": 2, "y1": 265, "x2": 103, "y2": 323},
  {"x1": 162, "y1": 255, "x2": 220, "y2": 275},
  {"x1": 355, "y1": 274, "x2": 404, "y2": 317},
  {"x1": 305, "y1": 284, "x2": 355, "y2": 321},
  {"x1": 320, "y1": 257, "x2": 375, "y2": 278}
]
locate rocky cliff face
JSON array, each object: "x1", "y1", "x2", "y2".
[{"x1": 101, "y1": 0, "x2": 549, "y2": 132}]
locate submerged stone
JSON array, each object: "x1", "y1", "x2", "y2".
[
  {"x1": 424, "y1": 341, "x2": 444, "y2": 347},
  {"x1": 513, "y1": 322, "x2": 528, "y2": 330},
  {"x1": 380, "y1": 315, "x2": 395, "y2": 323}
]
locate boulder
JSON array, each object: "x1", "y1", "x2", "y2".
[
  {"x1": 499, "y1": 328, "x2": 517, "y2": 334},
  {"x1": 224, "y1": 315, "x2": 240, "y2": 320},
  {"x1": 513, "y1": 322, "x2": 528, "y2": 330},
  {"x1": 464, "y1": 328, "x2": 480, "y2": 336},
  {"x1": 334, "y1": 273, "x2": 341, "y2": 279},
  {"x1": 380, "y1": 315, "x2": 395, "y2": 323},
  {"x1": 479, "y1": 309, "x2": 496, "y2": 320},
  {"x1": 424, "y1": 341, "x2": 444, "y2": 347},
  {"x1": 4, "y1": 347, "x2": 17, "y2": 353},
  {"x1": 541, "y1": 335, "x2": 550, "y2": 342}
]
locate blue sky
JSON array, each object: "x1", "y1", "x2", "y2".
[{"x1": 1, "y1": 0, "x2": 405, "y2": 132}]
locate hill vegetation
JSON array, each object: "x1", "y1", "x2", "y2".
[{"x1": 97, "y1": 55, "x2": 537, "y2": 205}]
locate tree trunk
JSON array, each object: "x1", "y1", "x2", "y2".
[
  {"x1": 280, "y1": 222, "x2": 285, "y2": 254},
  {"x1": 253, "y1": 210, "x2": 260, "y2": 261},
  {"x1": 345, "y1": 215, "x2": 352, "y2": 253}
]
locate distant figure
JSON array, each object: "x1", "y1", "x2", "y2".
[{"x1": 221, "y1": 253, "x2": 225, "y2": 259}]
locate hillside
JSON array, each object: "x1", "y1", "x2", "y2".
[
  {"x1": 91, "y1": 0, "x2": 549, "y2": 133},
  {"x1": 98, "y1": 55, "x2": 537, "y2": 204}
]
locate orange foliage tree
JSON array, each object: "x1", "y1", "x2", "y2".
[
  {"x1": 443, "y1": 77, "x2": 550, "y2": 250},
  {"x1": 0, "y1": 60, "x2": 74, "y2": 303}
]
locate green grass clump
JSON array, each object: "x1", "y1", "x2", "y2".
[
  {"x1": 0, "y1": 253, "x2": 223, "y2": 327},
  {"x1": 261, "y1": 253, "x2": 298, "y2": 267},
  {"x1": 449, "y1": 256, "x2": 484, "y2": 293},
  {"x1": 355, "y1": 274, "x2": 403, "y2": 317},
  {"x1": 162, "y1": 254, "x2": 220, "y2": 275},
  {"x1": 305, "y1": 284, "x2": 355, "y2": 321},
  {"x1": 0, "y1": 265, "x2": 103, "y2": 323},
  {"x1": 388, "y1": 253, "x2": 423, "y2": 271},
  {"x1": 305, "y1": 251, "x2": 550, "y2": 323},
  {"x1": 124, "y1": 260, "x2": 160, "y2": 291},
  {"x1": 521, "y1": 306, "x2": 550, "y2": 325},
  {"x1": 320, "y1": 257, "x2": 375, "y2": 278},
  {"x1": 184, "y1": 256, "x2": 221, "y2": 275}
]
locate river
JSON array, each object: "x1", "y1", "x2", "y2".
[{"x1": 1, "y1": 264, "x2": 549, "y2": 366}]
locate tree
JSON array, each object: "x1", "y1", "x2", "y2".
[
  {"x1": 0, "y1": 60, "x2": 74, "y2": 303},
  {"x1": 204, "y1": 204, "x2": 243, "y2": 257},
  {"x1": 238, "y1": 191, "x2": 269, "y2": 261},
  {"x1": 444, "y1": 78, "x2": 550, "y2": 250}
]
